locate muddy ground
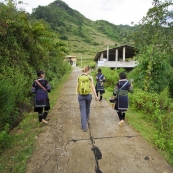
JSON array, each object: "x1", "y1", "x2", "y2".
[{"x1": 26, "y1": 67, "x2": 173, "y2": 173}]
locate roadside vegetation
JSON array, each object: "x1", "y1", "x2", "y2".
[
  {"x1": 0, "y1": 0, "x2": 173, "y2": 172},
  {"x1": 91, "y1": 0, "x2": 173, "y2": 164},
  {"x1": 91, "y1": 66, "x2": 173, "y2": 166},
  {"x1": 0, "y1": 0, "x2": 71, "y2": 155}
]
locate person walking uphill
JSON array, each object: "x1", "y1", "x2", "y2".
[
  {"x1": 95, "y1": 68, "x2": 106, "y2": 101},
  {"x1": 113, "y1": 72, "x2": 133, "y2": 125},
  {"x1": 32, "y1": 70, "x2": 52, "y2": 124},
  {"x1": 76, "y1": 65, "x2": 99, "y2": 132}
]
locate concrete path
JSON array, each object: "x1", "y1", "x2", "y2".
[{"x1": 26, "y1": 67, "x2": 173, "y2": 173}]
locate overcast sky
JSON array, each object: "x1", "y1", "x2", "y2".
[{"x1": 16, "y1": 0, "x2": 154, "y2": 25}]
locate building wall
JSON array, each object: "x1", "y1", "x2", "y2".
[{"x1": 97, "y1": 60, "x2": 138, "y2": 68}]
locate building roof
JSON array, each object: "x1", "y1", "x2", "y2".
[
  {"x1": 94, "y1": 45, "x2": 138, "y2": 61},
  {"x1": 66, "y1": 55, "x2": 76, "y2": 58},
  {"x1": 66, "y1": 55, "x2": 77, "y2": 62}
]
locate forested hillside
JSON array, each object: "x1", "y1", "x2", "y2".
[{"x1": 30, "y1": 0, "x2": 132, "y2": 62}]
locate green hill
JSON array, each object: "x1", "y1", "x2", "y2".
[{"x1": 31, "y1": 0, "x2": 132, "y2": 63}]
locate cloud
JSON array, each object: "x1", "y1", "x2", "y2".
[
  {"x1": 62, "y1": 0, "x2": 153, "y2": 25},
  {"x1": 7, "y1": 0, "x2": 154, "y2": 25}
]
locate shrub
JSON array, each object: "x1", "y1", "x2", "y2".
[
  {"x1": 0, "y1": 79, "x2": 17, "y2": 131},
  {"x1": 129, "y1": 88, "x2": 173, "y2": 155},
  {"x1": 0, "y1": 124, "x2": 11, "y2": 153}
]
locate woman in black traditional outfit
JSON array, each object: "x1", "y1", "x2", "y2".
[
  {"x1": 95, "y1": 68, "x2": 106, "y2": 101},
  {"x1": 31, "y1": 70, "x2": 52, "y2": 124},
  {"x1": 113, "y1": 72, "x2": 133, "y2": 125}
]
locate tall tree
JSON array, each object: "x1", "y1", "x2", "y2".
[{"x1": 130, "y1": 0, "x2": 173, "y2": 93}]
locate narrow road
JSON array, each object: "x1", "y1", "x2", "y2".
[{"x1": 26, "y1": 67, "x2": 173, "y2": 173}]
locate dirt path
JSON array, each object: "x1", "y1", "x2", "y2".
[{"x1": 26, "y1": 67, "x2": 173, "y2": 173}]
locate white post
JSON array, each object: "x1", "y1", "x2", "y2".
[
  {"x1": 107, "y1": 46, "x2": 109, "y2": 61},
  {"x1": 116, "y1": 49, "x2": 118, "y2": 61},
  {"x1": 100, "y1": 53, "x2": 103, "y2": 61},
  {"x1": 81, "y1": 56, "x2": 82, "y2": 67},
  {"x1": 123, "y1": 47, "x2": 126, "y2": 61}
]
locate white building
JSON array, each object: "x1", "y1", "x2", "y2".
[
  {"x1": 94, "y1": 45, "x2": 138, "y2": 69},
  {"x1": 66, "y1": 55, "x2": 77, "y2": 66}
]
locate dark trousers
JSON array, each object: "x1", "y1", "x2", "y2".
[
  {"x1": 96, "y1": 92, "x2": 102, "y2": 100},
  {"x1": 117, "y1": 111, "x2": 125, "y2": 121},
  {"x1": 78, "y1": 94, "x2": 92, "y2": 131},
  {"x1": 38, "y1": 107, "x2": 49, "y2": 122}
]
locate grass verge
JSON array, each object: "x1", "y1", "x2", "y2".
[
  {"x1": 0, "y1": 68, "x2": 72, "y2": 173},
  {"x1": 126, "y1": 109, "x2": 173, "y2": 166},
  {"x1": 103, "y1": 89, "x2": 173, "y2": 167}
]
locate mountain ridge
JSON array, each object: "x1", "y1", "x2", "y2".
[{"x1": 31, "y1": 0, "x2": 133, "y2": 63}]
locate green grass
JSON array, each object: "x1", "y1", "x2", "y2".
[
  {"x1": 103, "y1": 88, "x2": 173, "y2": 166},
  {"x1": 125, "y1": 110, "x2": 155, "y2": 144},
  {"x1": 91, "y1": 68, "x2": 173, "y2": 166},
  {"x1": 0, "y1": 69, "x2": 72, "y2": 173},
  {"x1": 126, "y1": 109, "x2": 173, "y2": 166}
]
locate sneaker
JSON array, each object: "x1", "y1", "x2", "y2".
[
  {"x1": 82, "y1": 129, "x2": 87, "y2": 132},
  {"x1": 99, "y1": 100, "x2": 102, "y2": 102}
]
